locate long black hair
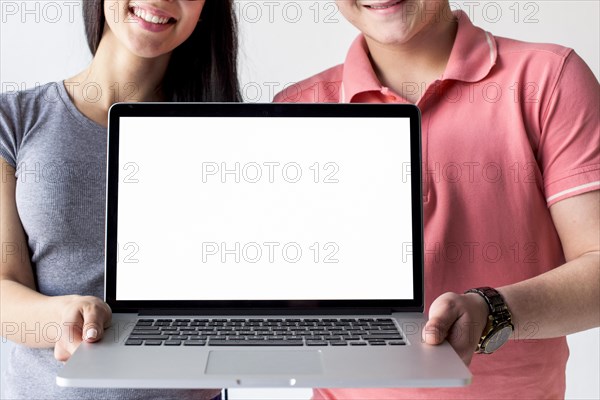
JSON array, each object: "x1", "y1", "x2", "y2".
[{"x1": 83, "y1": 0, "x2": 241, "y2": 102}]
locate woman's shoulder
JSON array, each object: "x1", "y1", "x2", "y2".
[
  {"x1": 0, "y1": 82, "x2": 71, "y2": 166},
  {"x1": 0, "y1": 81, "x2": 65, "y2": 115}
]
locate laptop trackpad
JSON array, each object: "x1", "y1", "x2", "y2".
[{"x1": 205, "y1": 350, "x2": 323, "y2": 375}]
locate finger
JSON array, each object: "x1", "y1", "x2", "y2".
[
  {"x1": 82, "y1": 300, "x2": 113, "y2": 342},
  {"x1": 81, "y1": 307, "x2": 105, "y2": 343},
  {"x1": 101, "y1": 301, "x2": 113, "y2": 329},
  {"x1": 423, "y1": 293, "x2": 462, "y2": 345},
  {"x1": 57, "y1": 309, "x2": 85, "y2": 360},
  {"x1": 447, "y1": 313, "x2": 478, "y2": 365},
  {"x1": 54, "y1": 341, "x2": 72, "y2": 362}
]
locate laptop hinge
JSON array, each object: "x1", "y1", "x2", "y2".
[{"x1": 137, "y1": 308, "x2": 398, "y2": 316}]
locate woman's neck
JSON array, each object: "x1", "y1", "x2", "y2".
[
  {"x1": 65, "y1": 28, "x2": 171, "y2": 127},
  {"x1": 366, "y1": 13, "x2": 458, "y2": 104}
]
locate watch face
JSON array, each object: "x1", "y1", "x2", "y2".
[{"x1": 482, "y1": 325, "x2": 513, "y2": 353}]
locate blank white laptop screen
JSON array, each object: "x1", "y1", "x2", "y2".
[{"x1": 115, "y1": 117, "x2": 414, "y2": 301}]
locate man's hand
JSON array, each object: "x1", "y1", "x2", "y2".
[
  {"x1": 53, "y1": 295, "x2": 112, "y2": 362},
  {"x1": 423, "y1": 292, "x2": 490, "y2": 365}
]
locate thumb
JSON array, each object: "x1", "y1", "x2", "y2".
[
  {"x1": 423, "y1": 293, "x2": 461, "y2": 345},
  {"x1": 81, "y1": 307, "x2": 106, "y2": 343}
]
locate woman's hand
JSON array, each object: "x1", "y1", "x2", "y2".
[
  {"x1": 53, "y1": 295, "x2": 112, "y2": 362},
  {"x1": 422, "y1": 292, "x2": 489, "y2": 365}
]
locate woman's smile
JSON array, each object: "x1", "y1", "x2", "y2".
[{"x1": 128, "y1": 4, "x2": 177, "y2": 33}]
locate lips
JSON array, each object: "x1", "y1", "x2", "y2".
[
  {"x1": 128, "y1": 4, "x2": 177, "y2": 25},
  {"x1": 363, "y1": 0, "x2": 405, "y2": 10}
]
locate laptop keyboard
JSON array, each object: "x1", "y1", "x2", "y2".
[{"x1": 124, "y1": 318, "x2": 406, "y2": 347}]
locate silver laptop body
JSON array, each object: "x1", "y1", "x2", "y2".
[{"x1": 57, "y1": 103, "x2": 471, "y2": 389}]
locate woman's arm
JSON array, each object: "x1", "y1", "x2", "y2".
[
  {"x1": 423, "y1": 190, "x2": 600, "y2": 364},
  {"x1": 1, "y1": 158, "x2": 111, "y2": 360}
]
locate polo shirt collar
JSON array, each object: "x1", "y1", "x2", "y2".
[
  {"x1": 340, "y1": 36, "x2": 381, "y2": 103},
  {"x1": 442, "y1": 10, "x2": 497, "y2": 82},
  {"x1": 341, "y1": 10, "x2": 497, "y2": 103}
]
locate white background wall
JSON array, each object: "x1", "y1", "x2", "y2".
[{"x1": 1, "y1": 1, "x2": 598, "y2": 399}]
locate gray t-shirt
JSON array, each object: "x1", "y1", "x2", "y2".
[{"x1": 0, "y1": 82, "x2": 219, "y2": 400}]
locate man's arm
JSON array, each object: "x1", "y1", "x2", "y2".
[{"x1": 424, "y1": 190, "x2": 600, "y2": 364}]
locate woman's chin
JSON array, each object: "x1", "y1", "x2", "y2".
[{"x1": 125, "y1": 41, "x2": 173, "y2": 60}]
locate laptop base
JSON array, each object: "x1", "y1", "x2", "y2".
[{"x1": 57, "y1": 313, "x2": 471, "y2": 388}]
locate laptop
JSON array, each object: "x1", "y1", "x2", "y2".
[{"x1": 57, "y1": 103, "x2": 471, "y2": 389}]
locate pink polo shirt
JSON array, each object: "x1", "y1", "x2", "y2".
[{"x1": 275, "y1": 10, "x2": 600, "y2": 400}]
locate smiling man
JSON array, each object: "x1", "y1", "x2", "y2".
[{"x1": 275, "y1": 0, "x2": 600, "y2": 399}]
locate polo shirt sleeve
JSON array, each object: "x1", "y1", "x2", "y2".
[{"x1": 539, "y1": 50, "x2": 600, "y2": 207}]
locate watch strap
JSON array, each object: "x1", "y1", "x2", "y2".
[
  {"x1": 465, "y1": 286, "x2": 513, "y2": 353},
  {"x1": 465, "y1": 286, "x2": 510, "y2": 317}
]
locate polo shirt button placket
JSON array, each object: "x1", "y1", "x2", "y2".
[{"x1": 381, "y1": 87, "x2": 400, "y2": 103}]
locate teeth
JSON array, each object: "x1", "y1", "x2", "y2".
[
  {"x1": 368, "y1": 1, "x2": 401, "y2": 9},
  {"x1": 131, "y1": 7, "x2": 171, "y2": 25}
]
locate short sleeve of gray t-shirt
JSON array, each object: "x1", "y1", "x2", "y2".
[{"x1": 0, "y1": 82, "x2": 219, "y2": 400}]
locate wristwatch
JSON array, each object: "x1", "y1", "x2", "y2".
[{"x1": 464, "y1": 287, "x2": 514, "y2": 354}]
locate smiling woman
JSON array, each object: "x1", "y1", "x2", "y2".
[
  {"x1": 84, "y1": 0, "x2": 240, "y2": 104},
  {"x1": 0, "y1": 0, "x2": 238, "y2": 399},
  {"x1": 104, "y1": 0, "x2": 204, "y2": 55}
]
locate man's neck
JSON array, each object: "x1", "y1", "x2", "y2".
[{"x1": 365, "y1": 14, "x2": 458, "y2": 103}]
